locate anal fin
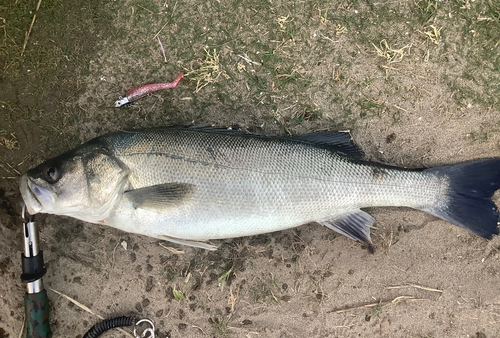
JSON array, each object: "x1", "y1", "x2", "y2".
[
  {"x1": 158, "y1": 235, "x2": 218, "y2": 251},
  {"x1": 319, "y1": 210, "x2": 373, "y2": 243}
]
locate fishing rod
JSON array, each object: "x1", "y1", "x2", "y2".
[
  {"x1": 20, "y1": 203, "x2": 156, "y2": 338},
  {"x1": 20, "y1": 203, "x2": 51, "y2": 338}
]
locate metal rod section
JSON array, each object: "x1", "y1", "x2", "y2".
[
  {"x1": 27, "y1": 279, "x2": 44, "y2": 294},
  {"x1": 23, "y1": 220, "x2": 40, "y2": 258}
]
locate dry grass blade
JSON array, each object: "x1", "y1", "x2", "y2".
[
  {"x1": 157, "y1": 36, "x2": 167, "y2": 63},
  {"x1": 0, "y1": 131, "x2": 20, "y2": 150},
  {"x1": 192, "y1": 324, "x2": 208, "y2": 336},
  {"x1": 49, "y1": 288, "x2": 134, "y2": 337},
  {"x1": 49, "y1": 288, "x2": 99, "y2": 316},
  {"x1": 17, "y1": 314, "x2": 24, "y2": 338},
  {"x1": 184, "y1": 49, "x2": 228, "y2": 93},
  {"x1": 419, "y1": 25, "x2": 441, "y2": 44},
  {"x1": 372, "y1": 39, "x2": 412, "y2": 63},
  {"x1": 153, "y1": 21, "x2": 169, "y2": 40},
  {"x1": 0, "y1": 17, "x2": 6, "y2": 45},
  {"x1": 21, "y1": 0, "x2": 43, "y2": 56},
  {"x1": 6, "y1": 163, "x2": 20, "y2": 175},
  {"x1": 386, "y1": 284, "x2": 443, "y2": 293},
  {"x1": 329, "y1": 296, "x2": 429, "y2": 314},
  {"x1": 226, "y1": 284, "x2": 239, "y2": 321},
  {"x1": 159, "y1": 242, "x2": 185, "y2": 254}
]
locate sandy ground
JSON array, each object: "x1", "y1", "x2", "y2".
[{"x1": 1, "y1": 0, "x2": 500, "y2": 337}]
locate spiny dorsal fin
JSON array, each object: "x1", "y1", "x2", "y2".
[{"x1": 294, "y1": 131, "x2": 364, "y2": 159}]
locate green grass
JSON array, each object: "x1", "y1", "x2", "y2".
[
  {"x1": 366, "y1": 300, "x2": 383, "y2": 320},
  {"x1": 1, "y1": 0, "x2": 498, "y2": 160},
  {"x1": 173, "y1": 288, "x2": 186, "y2": 301},
  {"x1": 0, "y1": 0, "x2": 117, "y2": 155},
  {"x1": 210, "y1": 316, "x2": 229, "y2": 338},
  {"x1": 249, "y1": 276, "x2": 281, "y2": 304},
  {"x1": 469, "y1": 120, "x2": 500, "y2": 142}
]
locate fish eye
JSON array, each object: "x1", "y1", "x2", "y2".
[{"x1": 45, "y1": 166, "x2": 59, "y2": 182}]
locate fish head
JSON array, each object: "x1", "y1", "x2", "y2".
[{"x1": 20, "y1": 145, "x2": 129, "y2": 223}]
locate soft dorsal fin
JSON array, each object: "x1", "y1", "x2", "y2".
[
  {"x1": 124, "y1": 183, "x2": 196, "y2": 212},
  {"x1": 294, "y1": 131, "x2": 364, "y2": 159}
]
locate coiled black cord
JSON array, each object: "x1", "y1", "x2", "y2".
[{"x1": 83, "y1": 316, "x2": 136, "y2": 338}]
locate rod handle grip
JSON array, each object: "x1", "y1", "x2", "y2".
[{"x1": 24, "y1": 290, "x2": 52, "y2": 338}]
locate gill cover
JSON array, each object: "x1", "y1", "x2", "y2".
[
  {"x1": 82, "y1": 152, "x2": 129, "y2": 223},
  {"x1": 20, "y1": 149, "x2": 129, "y2": 224}
]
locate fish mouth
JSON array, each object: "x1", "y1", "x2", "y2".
[{"x1": 19, "y1": 174, "x2": 51, "y2": 215}]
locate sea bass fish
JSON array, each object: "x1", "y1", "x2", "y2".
[{"x1": 19, "y1": 127, "x2": 500, "y2": 250}]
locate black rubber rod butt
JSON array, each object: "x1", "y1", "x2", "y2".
[{"x1": 24, "y1": 290, "x2": 52, "y2": 338}]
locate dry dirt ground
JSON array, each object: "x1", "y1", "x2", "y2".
[{"x1": 1, "y1": 0, "x2": 500, "y2": 337}]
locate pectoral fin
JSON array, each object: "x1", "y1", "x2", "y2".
[
  {"x1": 158, "y1": 235, "x2": 218, "y2": 251},
  {"x1": 319, "y1": 210, "x2": 373, "y2": 243},
  {"x1": 124, "y1": 183, "x2": 196, "y2": 212}
]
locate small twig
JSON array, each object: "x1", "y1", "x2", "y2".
[
  {"x1": 21, "y1": 0, "x2": 43, "y2": 56},
  {"x1": 328, "y1": 296, "x2": 428, "y2": 313}
]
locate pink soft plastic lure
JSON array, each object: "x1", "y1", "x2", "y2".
[{"x1": 114, "y1": 73, "x2": 183, "y2": 107}]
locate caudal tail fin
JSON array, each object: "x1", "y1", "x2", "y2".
[{"x1": 421, "y1": 158, "x2": 500, "y2": 239}]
